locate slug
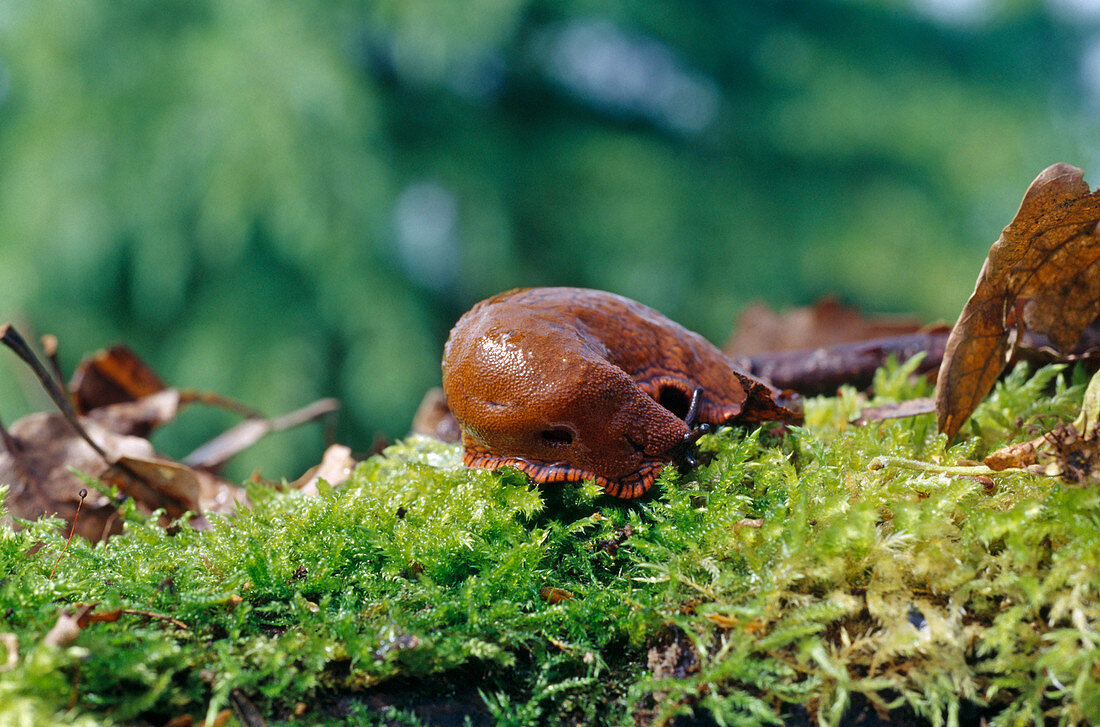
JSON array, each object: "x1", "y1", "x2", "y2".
[{"x1": 441, "y1": 287, "x2": 802, "y2": 498}]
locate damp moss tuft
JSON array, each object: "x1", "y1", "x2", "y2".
[{"x1": 2, "y1": 361, "x2": 1100, "y2": 725}]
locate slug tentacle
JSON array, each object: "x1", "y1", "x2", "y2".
[{"x1": 684, "y1": 387, "x2": 704, "y2": 430}]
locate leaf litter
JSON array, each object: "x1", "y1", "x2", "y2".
[{"x1": 0, "y1": 325, "x2": 341, "y2": 542}]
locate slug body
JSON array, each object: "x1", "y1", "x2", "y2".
[{"x1": 442, "y1": 287, "x2": 801, "y2": 498}]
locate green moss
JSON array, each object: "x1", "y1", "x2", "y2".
[{"x1": 2, "y1": 361, "x2": 1100, "y2": 725}]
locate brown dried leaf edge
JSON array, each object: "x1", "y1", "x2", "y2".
[{"x1": 936, "y1": 164, "x2": 1100, "y2": 438}]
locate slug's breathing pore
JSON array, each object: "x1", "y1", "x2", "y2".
[{"x1": 441, "y1": 287, "x2": 802, "y2": 498}]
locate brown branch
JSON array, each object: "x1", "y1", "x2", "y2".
[
  {"x1": 66, "y1": 603, "x2": 190, "y2": 631},
  {"x1": 116, "y1": 609, "x2": 190, "y2": 631},
  {"x1": 735, "y1": 318, "x2": 1100, "y2": 397},
  {"x1": 0, "y1": 325, "x2": 112, "y2": 463},
  {"x1": 40, "y1": 334, "x2": 67, "y2": 392},
  {"x1": 177, "y1": 389, "x2": 264, "y2": 419},
  {"x1": 735, "y1": 330, "x2": 949, "y2": 396},
  {"x1": 182, "y1": 398, "x2": 340, "y2": 471},
  {"x1": 0, "y1": 324, "x2": 147, "y2": 486}
]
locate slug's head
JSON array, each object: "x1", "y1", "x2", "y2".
[{"x1": 442, "y1": 322, "x2": 690, "y2": 498}]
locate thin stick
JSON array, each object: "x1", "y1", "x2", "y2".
[
  {"x1": 735, "y1": 331, "x2": 948, "y2": 395},
  {"x1": 178, "y1": 389, "x2": 264, "y2": 419},
  {"x1": 50, "y1": 488, "x2": 87, "y2": 580},
  {"x1": 1, "y1": 325, "x2": 111, "y2": 463},
  {"x1": 868, "y1": 456, "x2": 999, "y2": 476},
  {"x1": 40, "y1": 334, "x2": 67, "y2": 392},
  {"x1": 115, "y1": 609, "x2": 189, "y2": 631},
  {"x1": 182, "y1": 398, "x2": 340, "y2": 469},
  {"x1": 269, "y1": 397, "x2": 340, "y2": 431}
]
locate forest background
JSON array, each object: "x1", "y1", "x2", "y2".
[{"x1": 1, "y1": 0, "x2": 1098, "y2": 481}]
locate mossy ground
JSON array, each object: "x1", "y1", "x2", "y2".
[{"x1": 3, "y1": 359, "x2": 1100, "y2": 726}]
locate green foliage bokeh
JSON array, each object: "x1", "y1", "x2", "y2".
[{"x1": 0, "y1": 0, "x2": 1095, "y2": 478}]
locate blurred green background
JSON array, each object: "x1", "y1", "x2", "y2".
[{"x1": 0, "y1": 0, "x2": 1097, "y2": 480}]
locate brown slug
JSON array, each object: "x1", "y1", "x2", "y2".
[{"x1": 441, "y1": 287, "x2": 802, "y2": 498}]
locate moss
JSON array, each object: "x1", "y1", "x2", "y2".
[{"x1": 2, "y1": 361, "x2": 1100, "y2": 726}]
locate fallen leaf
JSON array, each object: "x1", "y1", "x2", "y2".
[
  {"x1": 0, "y1": 404, "x2": 248, "y2": 540},
  {"x1": 84, "y1": 388, "x2": 182, "y2": 437},
  {"x1": 70, "y1": 344, "x2": 168, "y2": 414},
  {"x1": 725, "y1": 297, "x2": 925, "y2": 356},
  {"x1": 207, "y1": 711, "x2": 234, "y2": 727},
  {"x1": 292, "y1": 443, "x2": 356, "y2": 497},
  {"x1": 115, "y1": 457, "x2": 190, "y2": 511},
  {"x1": 43, "y1": 605, "x2": 97, "y2": 647},
  {"x1": 103, "y1": 455, "x2": 218, "y2": 520},
  {"x1": 725, "y1": 297, "x2": 937, "y2": 397},
  {"x1": 851, "y1": 398, "x2": 936, "y2": 426},
  {"x1": 985, "y1": 422, "x2": 1100, "y2": 483},
  {"x1": 409, "y1": 387, "x2": 460, "y2": 442},
  {"x1": 538, "y1": 587, "x2": 574, "y2": 604},
  {"x1": 0, "y1": 326, "x2": 335, "y2": 541},
  {"x1": 162, "y1": 715, "x2": 195, "y2": 727},
  {"x1": 937, "y1": 164, "x2": 1100, "y2": 438},
  {"x1": 0, "y1": 411, "x2": 167, "y2": 540},
  {"x1": 984, "y1": 436, "x2": 1041, "y2": 472}
]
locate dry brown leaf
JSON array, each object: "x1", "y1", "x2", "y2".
[
  {"x1": 1, "y1": 411, "x2": 163, "y2": 540},
  {"x1": 851, "y1": 398, "x2": 936, "y2": 426},
  {"x1": 733, "y1": 517, "x2": 765, "y2": 532},
  {"x1": 733, "y1": 331, "x2": 949, "y2": 396},
  {"x1": 936, "y1": 164, "x2": 1100, "y2": 438},
  {"x1": 70, "y1": 345, "x2": 167, "y2": 414},
  {"x1": 162, "y1": 715, "x2": 196, "y2": 727},
  {"x1": 409, "y1": 387, "x2": 460, "y2": 442},
  {"x1": 985, "y1": 423, "x2": 1100, "y2": 483},
  {"x1": 538, "y1": 587, "x2": 574, "y2": 604},
  {"x1": 984, "y1": 435, "x2": 1042, "y2": 472},
  {"x1": 292, "y1": 443, "x2": 357, "y2": 497},
  {"x1": 725, "y1": 297, "x2": 924, "y2": 357},
  {"x1": 0, "y1": 326, "x2": 349, "y2": 540},
  {"x1": 106, "y1": 455, "x2": 246, "y2": 522},
  {"x1": 723, "y1": 293, "x2": 945, "y2": 397},
  {"x1": 84, "y1": 388, "x2": 182, "y2": 437},
  {"x1": 705, "y1": 613, "x2": 740, "y2": 629},
  {"x1": 0, "y1": 406, "x2": 247, "y2": 540},
  {"x1": 43, "y1": 605, "x2": 97, "y2": 647},
  {"x1": 42, "y1": 604, "x2": 188, "y2": 649}
]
